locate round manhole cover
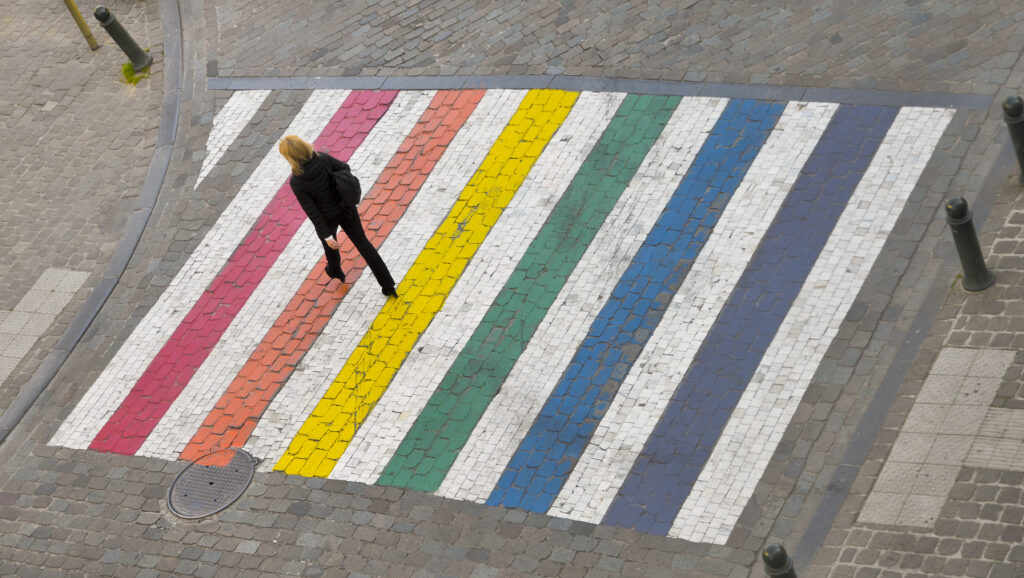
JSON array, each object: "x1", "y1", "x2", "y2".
[{"x1": 167, "y1": 449, "x2": 258, "y2": 519}]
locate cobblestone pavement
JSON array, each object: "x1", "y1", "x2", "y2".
[
  {"x1": 807, "y1": 172, "x2": 1024, "y2": 577},
  {"x1": 0, "y1": 0, "x2": 162, "y2": 415},
  {"x1": 2, "y1": 0, "x2": 1024, "y2": 577}
]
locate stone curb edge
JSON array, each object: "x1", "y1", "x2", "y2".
[
  {"x1": 0, "y1": 0, "x2": 184, "y2": 444},
  {"x1": 208, "y1": 75, "x2": 992, "y2": 110}
]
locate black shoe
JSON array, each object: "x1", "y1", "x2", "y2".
[
  {"x1": 325, "y1": 266, "x2": 346, "y2": 283},
  {"x1": 382, "y1": 286, "x2": 397, "y2": 298}
]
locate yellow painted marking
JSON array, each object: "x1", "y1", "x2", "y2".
[{"x1": 276, "y1": 90, "x2": 579, "y2": 477}]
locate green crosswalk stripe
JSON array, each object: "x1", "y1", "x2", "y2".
[{"x1": 378, "y1": 93, "x2": 681, "y2": 491}]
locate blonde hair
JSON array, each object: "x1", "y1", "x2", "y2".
[{"x1": 279, "y1": 135, "x2": 314, "y2": 175}]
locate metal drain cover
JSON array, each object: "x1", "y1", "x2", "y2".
[{"x1": 167, "y1": 449, "x2": 257, "y2": 519}]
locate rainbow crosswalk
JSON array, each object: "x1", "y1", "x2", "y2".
[{"x1": 51, "y1": 88, "x2": 954, "y2": 544}]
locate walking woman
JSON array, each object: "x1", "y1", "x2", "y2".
[{"x1": 278, "y1": 135, "x2": 397, "y2": 297}]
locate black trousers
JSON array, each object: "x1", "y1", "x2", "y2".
[{"x1": 319, "y1": 206, "x2": 395, "y2": 289}]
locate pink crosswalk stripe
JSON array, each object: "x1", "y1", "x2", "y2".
[{"x1": 88, "y1": 90, "x2": 398, "y2": 454}]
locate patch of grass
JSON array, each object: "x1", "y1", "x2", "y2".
[{"x1": 121, "y1": 61, "x2": 151, "y2": 85}]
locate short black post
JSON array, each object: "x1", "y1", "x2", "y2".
[
  {"x1": 93, "y1": 5, "x2": 152, "y2": 71},
  {"x1": 1005, "y1": 96, "x2": 1024, "y2": 187},
  {"x1": 946, "y1": 197, "x2": 995, "y2": 292},
  {"x1": 762, "y1": 544, "x2": 797, "y2": 578}
]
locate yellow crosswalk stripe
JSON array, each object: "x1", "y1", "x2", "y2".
[{"x1": 275, "y1": 89, "x2": 579, "y2": 478}]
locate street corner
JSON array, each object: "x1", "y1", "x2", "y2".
[{"x1": 49, "y1": 82, "x2": 961, "y2": 547}]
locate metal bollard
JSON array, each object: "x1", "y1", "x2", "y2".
[
  {"x1": 93, "y1": 5, "x2": 152, "y2": 71},
  {"x1": 762, "y1": 544, "x2": 797, "y2": 578},
  {"x1": 1005, "y1": 96, "x2": 1024, "y2": 187},
  {"x1": 946, "y1": 197, "x2": 995, "y2": 292}
]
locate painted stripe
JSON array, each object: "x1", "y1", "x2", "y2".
[
  {"x1": 139, "y1": 90, "x2": 440, "y2": 461},
  {"x1": 196, "y1": 90, "x2": 271, "y2": 189},
  {"x1": 274, "y1": 89, "x2": 579, "y2": 478},
  {"x1": 487, "y1": 99, "x2": 786, "y2": 512},
  {"x1": 379, "y1": 94, "x2": 686, "y2": 492},
  {"x1": 49, "y1": 90, "x2": 349, "y2": 450},
  {"x1": 439, "y1": 97, "x2": 730, "y2": 503},
  {"x1": 172, "y1": 90, "x2": 481, "y2": 462},
  {"x1": 672, "y1": 106, "x2": 954, "y2": 544},
  {"x1": 332, "y1": 91, "x2": 627, "y2": 484},
  {"x1": 88, "y1": 91, "x2": 399, "y2": 454},
  {"x1": 243, "y1": 90, "x2": 527, "y2": 468},
  {"x1": 603, "y1": 104, "x2": 899, "y2": 535},
  {"x1": 550, "y1": 101, "x2": 838, "y2": 524}
]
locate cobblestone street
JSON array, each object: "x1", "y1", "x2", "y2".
[{"x1": 1, "y1": 1, "x2": 1023, "y2": 576}]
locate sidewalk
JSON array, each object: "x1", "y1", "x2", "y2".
[
  {"x1": 2, "y1": 1, "x2": 1024, "y2": 577},
  {"x1": 809, "y1": 158, "x2": 1024, "y2": 577},
  {"x1": 0, "y1": 0, "x2": 163, "y2": 429}
]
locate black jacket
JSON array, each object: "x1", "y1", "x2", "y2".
[{"x1": 289, "y1": 152, "x2": 355, "y2": 240}]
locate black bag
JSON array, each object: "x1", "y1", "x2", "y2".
[{"x1": 326, "y1": 155, "x2": 361, "y2": 206}]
